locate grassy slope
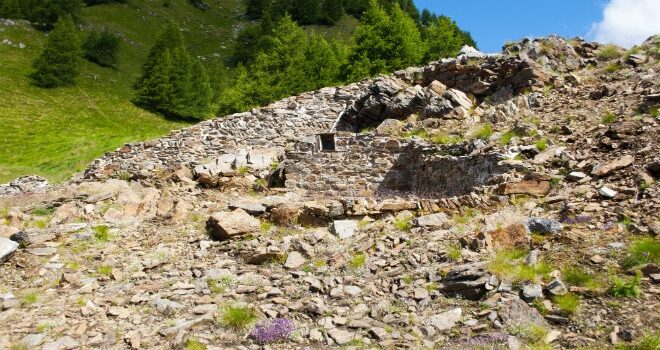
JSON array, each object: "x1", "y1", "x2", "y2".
[
  {"x1": 0, "y1": 1, "x2": 357, "y2": 184},
  {"x1": 0, "y1": 0, "x2": 243, "y2": 183}
]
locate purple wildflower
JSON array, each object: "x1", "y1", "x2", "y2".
[{"x1": 250, "y1": 318, "x2": 295, "y2": 344}]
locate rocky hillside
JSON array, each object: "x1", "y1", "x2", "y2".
[{"x1": 0, "y1": 35, "x2": 659, "y2": 350}]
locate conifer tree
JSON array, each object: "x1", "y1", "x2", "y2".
[
  {"x1": 345, "y1": 1, "x2": 423, "y2": 80},
  {"x1": 83, "y1": 30, "x2": 121, "y2": 67},
  {"x1": 134, "y1": 22, "x2": 212, "y2": 119},
  {"x1": 30, "y1": 15, "x2": 82, "y2": 87},
  {"x1": 321, "y1": 0, "x2": 343, "y2": 25},
  {"x1": 0, "y1": 0, "x2": 22, "y2": 19},
  {"x1": 135, "y1": 49, "x2": 173, "y2": 111}
]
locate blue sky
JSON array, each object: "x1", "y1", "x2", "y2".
[{"x1": 414, "y1": 0, "x2": 660, "y2": 52}]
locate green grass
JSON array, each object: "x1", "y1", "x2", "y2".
[
  {"x1": 31, "y1": 206, "x2": 55, "y2": 216},
  {"x1": 509, "y1": 324, "x2": 551, "y2": 350},
  {"x1": 604, "y1": 63, "x2": 620, "y2": 74},
  {"x1": 22, "y1": 292, "x2": 39, "y2": 305},
  {"x1": 446, "y1": 243, "x2": 463, "y2": 262},
  {"x1": 10, "y1": 344, "x2": 29, "y2": 350},
  {"x1": 393, "y1": 218, "x2": 412, "y2": 231},
  {"x1": 208, "y1": 276, "x2": 233, "y2": 294},
  {"x1": 535, "y1": 139, "x2": 549, "y2": 152},
  {"x1": 598, "y1": 44, "x2": 623, "y2": 59},
  {"x1": 471, "y1": 123, "x2": 494, "y2": 140},
  {"x1": 0, "y1": 0, "x2": 249, "y2": 183},
  {"x1": 602, "y1": 113, "x2": 618, "y2": 124},
  {"x1": 499, "y1": 129, "x2": 524, "y2": 146},
  {"x1": 430, "y1": 133, "x2": 463, "y2": 145},
  {"x1": 219, "y1": 303, "x2": 258, "y2": 330},
  {"x1": 260, "y1": 220, "x2": 274, "y2": 233},
  {"x1": 616, "y1": 330, "x2": 660, "y2": 350},
  {"x1": 349, "y1": 252, "x2": 367, "y2": 270},
  {"x1": 553, "y1": 293, "x2": 580, "y2": 315},
  {"x1": 609, "y1": 273, "x2": 642, "y2": 298},
  {"x1": 97, "y1": 265, "x2": 113, "y2": 276},
  {"x1": 186, "y1": 339, "x2": 207, "y2": 350},
  {"x1": 93, "y1": 225, "x2": 111, "y2": 242},
  {"x1": 562, "y1": 266, "x2": 603, "y2": 290},
  {"x1": 488, "y1": 248, "x2": 554, "y2": 284},
  {"x1": 622, "y1": 237, "x2": 660, "y2": 269}
]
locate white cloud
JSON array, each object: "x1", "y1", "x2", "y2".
[{"x1": 588, "y1": 0, "x2": 660, "y2": 48}]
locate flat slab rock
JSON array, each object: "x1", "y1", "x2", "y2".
[
  {"x1": 206, "y1": 209, "x2": 260, "y2": 240},
  {"x1": 499, "y1": 298, "x2": 548, "y2": 328},
  {"x1": 0, "y1": 237, "x2": 19, "y2": 264}
]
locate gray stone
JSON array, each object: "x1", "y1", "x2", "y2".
[
  {"x1": 499, "y1": 298, "x2": 547, "y2": 328},
  {"x1": 328, "y1": 328, "x2": 354, "y2": 345},
  {"x1": 152, "y1": 298, "x2": 183, "y2": 313},
  {"x1": 375, "y1": 119, "x2": 403, "y2": 136},
  {"x1": 20, "y1": 333, "x2": 45, "y2": 348},
  {"x1": 427, "y1": 308, "x2": 462, "y2": 331},
  {"x1": 41, "y1": 336, "x2": 80, "y2": 350},
  {"x1": 521, "y1": 284, "x2": 543, "y2": 301},
  {"x1": 546, "y1": 279, "x2": 568, "y2": 296},
  {"x1": 439, "y1": 262, "x2": 490, "y2": 300},
  {"x1": 332, "y1": 220, "x2": 358, "y2": 239},
  {"x1": 228, "y1": 200, "x2": 266, "y2": 215},
  {"x1": 444, "y1": 88, "x2": 473, "y2": 110},
  {"x1": 284, "y1": 251, "x2": 306, "y2": 269},
  {"x1": 566, "y1": 171, "x2": 587, "y2": 181},
  {"x1": 413, "y1": 212, "x2": 450, "y2": 228},
  {"x1": 598, "y1": 186, "x2": 617, "y2": 198},
  {"x1": 524, "y1": 217, "x2": 563, "y2": 234},
  {"x1": 369, "y1": 327, "x2": 389, "y2": 341},
  {"x1": 592, "y1": 155, "x2": 634, "y2": 177},
  {"x1": 206, "y1": 209, "x2": 260, "y2": 240},
  {"x1": 0, "y1": 237, "x2": 19, "y2": 264}
]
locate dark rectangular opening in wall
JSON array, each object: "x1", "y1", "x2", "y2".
[{"x1": 319, "y1": 133, "x2": 336, "y2": 151}]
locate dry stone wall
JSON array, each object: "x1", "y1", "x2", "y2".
[
  {"x1": 285, "y1": 134, "x2": 407, "y2": 197},
  {"x1": 82, "y1": 83, "x2": 370, "y2": 180}
]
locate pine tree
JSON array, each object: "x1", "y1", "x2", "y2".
[
  {"x1": 134, "y1": 22, "x2": 212, "y2": 119},
  {"x1": 189, "y1": 60, "x2": 213, "y2": 116},
  {"x1": 345, "y1": 1, "x2": 423, "y2": 80},
  {"x1": 423, "y1": 16, "x2": 468, "y2": 61},
  {"x1": 321, "y1": 0, "x2": 343, "y2": 25},
  {"x1": 135, "y1": 49, "x2": 173, "y2": 111},
  {"x1": 31, "y1": 0, "x2": 84, "y2": 30},
  {"x1": 0, "y1": 0, "x2": 22, "y2": 19},
  {"x1": 30, "y1": 15, "x2": 82, "y2": 87}
]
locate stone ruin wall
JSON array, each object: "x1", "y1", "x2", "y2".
[
  {"x1": 82, "y1": 82, "x2": 371, "y2": 180},
  {"x1": 285, "y1": 134, "x2": 408, "y2": 198},
  {"x1": 285, "y1": 137, "x2": 516, "y2": 199}
]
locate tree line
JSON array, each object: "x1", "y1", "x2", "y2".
[
  {"x1": 219, "y1": 0, "x2": 476, "y2": 114},
  {"x1": 8, "y1": 0, "x2": 476, "y2": 121}
]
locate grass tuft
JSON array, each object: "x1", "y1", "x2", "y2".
[
  {"x1": 609, "y1": 273, "x2": 642, "y2": 298},
  {"x1": 598, "y1": 44, "x2": 623, "y2": 59},
  {"x1": 488, "y1": 249, "x2": 553, "y2": 284},
  {"x1": 93, "y1": 225, "x2": 111, "y2": 242},
  {"x1": 472, "y1": 124, "x2": 494, "y2": 140},
  {"x1": 97, "y1": 265, "x2": 113, "y2": 276},
  {"x1": 602, "y1": 113, "x2": 617, "y2": 124},
  {"x1": 349, "y1": 252, "x2": 367, "y2": 270},
  {"x1": 219, "y1": 304, "x2": 258, "y2": 330},
  {"x1": 622, "y1": 237, "x2": 660, "y2": 269},
  {"x1": 445, "y1": 243, "x2": 462, "y2": 262},
  {"x1": 616, "y1": 330, "x2": 660, "y2": 350},
  {"x1": 393, "y1": 218, "x2": 412, "y2": 232},
  {"x1": 535, "y1": 139, "x2": 549, "y2": 152},
  {"x1": 186, "y1": 338, "x2": 207, "y2": 350},
  {"x1": 553, "y1": 293, "x2": 580, "y2": 315},
  {"x1": 562, "y1": 266, "x2": 603, "y2": 290}
]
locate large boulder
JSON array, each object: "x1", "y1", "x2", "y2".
[
  {"x1": 206, "y1": 209, "x2": 260, "y2": 240},
  {"x1": 439, "y1": 262, "x2": 490, "y2": 300},
  {"x1": 0, "y1": 237, "x2": 19, "y2": 264}
]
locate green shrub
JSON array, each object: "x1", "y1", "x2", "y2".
[
  {"x1": 31, "y1": 206, "x2": 55, "y2": 216},
  {"x1": 622, "y1": 238, "x2": 660, "y2": 269},
  {"x1": 219, "y1": 304, "x2": 258, "y2": 329},
  {"x1": 83, "y1": 30, "x2": 121, "y2": 67},
  {"x1": 609, "y1": 273, "x2": 641, "y2": 298}
]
